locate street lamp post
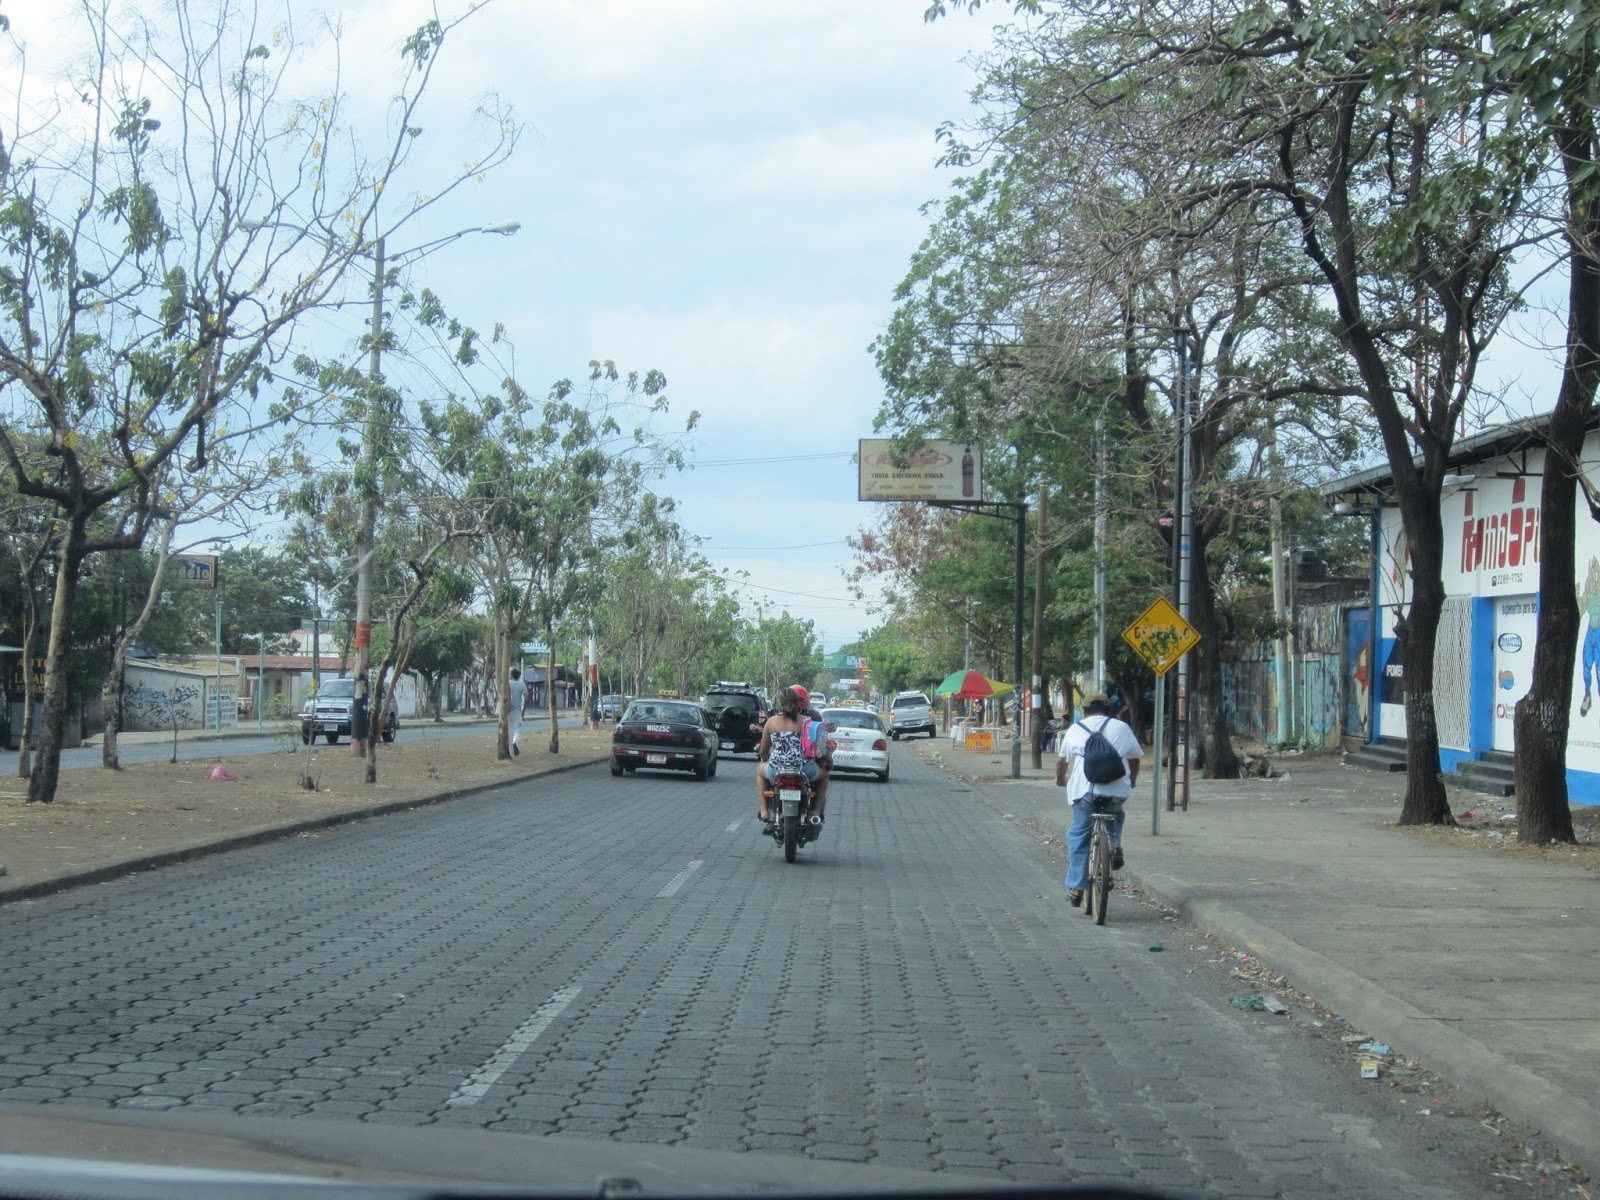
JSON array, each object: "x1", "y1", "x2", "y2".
[{"x1": 350, "y1": 222, "x2": 520, "y2": 753}]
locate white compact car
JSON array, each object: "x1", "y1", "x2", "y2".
[{"x1": 821, "y1": 707, "x2": 891, "y2": 783}]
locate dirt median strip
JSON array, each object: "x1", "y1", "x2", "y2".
[{"x1": 1, "y1": 726, "x2": 613, "y2": 901}]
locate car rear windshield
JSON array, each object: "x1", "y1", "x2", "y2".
[
  {"x1": 892, "y1": 695, "x2": 927, "y2": 708},
  {"x1": 625, "y1": 702, "x2": 700, "y2": 724},
  {"x1": 825, "y1": 709, "x2": 883, "y2": 731},
  {"x1": 704, "y1": 692, "x2": 756, "y2": 710}
]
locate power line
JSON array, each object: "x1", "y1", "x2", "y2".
[
  {"x1": 705, "y1": 539, "x2": 849, "y2": 551},
  {"x1": 691, "y1": 451, "x2": 855, "y2": 468}
]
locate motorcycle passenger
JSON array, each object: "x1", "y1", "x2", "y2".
[
  {"x1": 793, "y1": 684, "x2": 833, "y2": 824},
  {"x1": 756, "y1": 686, "x2": 818, "y2": 826}
]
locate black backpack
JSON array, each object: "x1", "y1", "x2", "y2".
[{"x1": 1076, "y1": 718, "x2": 1127, "y2": 785}]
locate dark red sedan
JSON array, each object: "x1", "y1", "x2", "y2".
[{"x1": 610, "y1": 699, "x2": 721, "y2": 781}]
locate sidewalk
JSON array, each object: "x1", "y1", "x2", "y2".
[{"x1": 919, "y1": 737, "x2": 1600, "y2": 1179}]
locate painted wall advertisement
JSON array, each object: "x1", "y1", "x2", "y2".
[{"x1": 1376, "y1": 439, "x2": 1600, "y2": 789}]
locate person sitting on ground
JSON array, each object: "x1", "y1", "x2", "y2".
[
  {"x1": 1054, "y1": 690, "x2": 1142, "y2": 907},
  {"x1": 755, "y1": 686, "x2": 817, "y2": 826}
]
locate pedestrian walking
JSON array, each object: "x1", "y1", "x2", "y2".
[{"x1": 507, "y1": 668, "x2": 526, "y2": 755}]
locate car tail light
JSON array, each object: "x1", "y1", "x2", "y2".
[{"x1": 873, "y1": 738, "x2": 888, "y2": 751}]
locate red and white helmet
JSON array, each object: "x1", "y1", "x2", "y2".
[{"x1": 790, "y1": 684, "x2": 810, "y2": 706}]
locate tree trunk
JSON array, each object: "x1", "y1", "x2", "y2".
[
  {"x1": 100, "y1": 659, "x2": 124, "y2": 771},
  {"x1": 1514, "y1": 143, "x2": 1598, "y2": 843},
  {"x1": 16, "y1": 610, "x2": 38, "y2": 780},
  {"x1": 1395, "y1": 500, "x2": 1453, "y2": 825},
  {"x1": 495, "y1": 617, "x2": 512, "y2": 761},
  {"x1": 27, "y1": 520, "x2": 87, "y2": 804},
  {"x1": 546, "y1": 618, "x2": 560, "y2": 754},
  {"x1": 1188, "y1": 523, "x2": 1241, "y2": 778}
]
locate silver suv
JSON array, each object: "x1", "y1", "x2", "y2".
[
  {"x1": 299, "y1": 677, "x2": 398, "y2": 745},
  {"x1": 889, "y1": 691, "x2": 936, "y2": 740}
]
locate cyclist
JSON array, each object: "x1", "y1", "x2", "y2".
[{"x1": 1054, "y1": 690, "x2": 1142, "y2": 907}]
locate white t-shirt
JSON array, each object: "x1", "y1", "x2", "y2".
[
  {"x1": 1057, "y1": 714, "x2": 1143, "y2": 804},
  {"x1": 508, "y1": 677, "x2": 527, "y2": 712}
]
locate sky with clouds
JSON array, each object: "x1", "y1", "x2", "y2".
[
  {"x1": 8, "y1": 0, "x2": 1569, "y2": 659},
  {"x1": 323, "y1": 0, "x2": 1010, "y2": 655},
  {"x1": 9, "y1": 0, "x2": 1007, "y2": 654}
]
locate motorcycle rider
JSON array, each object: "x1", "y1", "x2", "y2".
[
  {"x1": 793, "y1": 684, "x2": 833, "y2": 824},
  {"x1": 756, "y1": 686, "x2": 817, "y2": 827}
]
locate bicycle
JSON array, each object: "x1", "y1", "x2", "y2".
[{"x1": 1082, "y1": 794, "x2": 1119, "y2": 925}]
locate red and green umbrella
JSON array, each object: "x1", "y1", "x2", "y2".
[{"x1": 934, "y1": 669, "x2": 1015, "y2": 700}]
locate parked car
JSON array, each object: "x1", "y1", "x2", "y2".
[
  {"x1": 700, "y1": 681, "x2": 766, "y2": 755},
  {"x1": 299, "y1": 677, "x2": 397, "y2": 745},
  {"x1": 822, "y1": 707, "x2": 890, "y2": 782},
  {"x1": 611, "y1": 699, "x2": 720, "y2": 780},
  {"x1": 888, "y1": 690, "x2": 936, "y2": 740},
  {"x1": 598, "y1": 694, "x2": 626, "y2": 720}
]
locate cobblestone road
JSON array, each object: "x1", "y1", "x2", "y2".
[{"x1": 0, "y1": 752, "x2": 1516, "y2": 1196}]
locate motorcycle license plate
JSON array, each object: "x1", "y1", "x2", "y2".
[
  {"x1": 779, "y1": 788, "x2": 802, "y2": 802},
  {"x1": 647, "y1": 754, "x2": 667, "y2": 765}
]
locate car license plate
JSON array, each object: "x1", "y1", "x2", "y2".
[
  {"x1": 721, "y1": 740, "x2": 736, "y2": 749},
  {"x1": 647, "y1": 753, "x2": 667, "y2": 765}
]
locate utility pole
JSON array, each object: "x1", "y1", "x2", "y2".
[
  {"x1": 1176, "y1": 330, "x2": 1194, "y2": 812},
  {"x1": 214, "y1": 593, "x2": 223, "y2": 733},
  {"x1": 1168, "y1": 322, "x2": 1190, "y2": 812},
  {"x1": 1094, "y1": 415, "x2": 1107, "y2": 691},
  {"x1": 1269, "y1": 428, "x2": 1290, "y2": 745},
  {"x1": 1030, "y1": 482, "x2": 1048, "y2": 769},
  {"x1": 351, "y1": 233, "x2": 385, "y2": 756}
]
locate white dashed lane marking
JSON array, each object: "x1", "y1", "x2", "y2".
[
  {"x1": 656, "y1": 860, "x2": 703, "y2": 897},
  {"x1": 446, "y1": 985, "x2": 582, "y2": 1107}
]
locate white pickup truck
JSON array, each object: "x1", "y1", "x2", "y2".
[{"x1": 888, "y1": 691, "x2": 936, "y2": 740}]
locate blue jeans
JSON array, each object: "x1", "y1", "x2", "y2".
[{"x1": 1066, "y1": 799, "x2": 1125, "y2": 891}]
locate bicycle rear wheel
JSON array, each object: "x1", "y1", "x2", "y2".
[
  {"x1": 1092, "y1": 820, "x2": 1112, "y2": 925},
  {"x1": 1082, "y1": 823, "x2": 1098, "y2": 920}
]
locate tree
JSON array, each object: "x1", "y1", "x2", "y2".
[
  {"x1": 927, "y1": 0, "x2": 1532, "y2": 823},
  {"x1": 875, "y1": 15, "x2": 1373, "y2": 778},
  {"x1": 424, "y1": 358, "x2": 683, "y2": 759},
  {"x1": 0, "y1": 463, "x2": 54, "y2": 778},
  {"x1": 0, "y1": 0, "x2": 515, "y2": 802},
  {"x1": 409, "y1": 615, "x2": 484, "y2": 720},
  {"x1": 1484, "y1": 2, "x2": 1600, "y2": 844}
]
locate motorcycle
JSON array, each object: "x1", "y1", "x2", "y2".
[{"x1": 764, "y1": 769, "x2": 822, "y2": 862}]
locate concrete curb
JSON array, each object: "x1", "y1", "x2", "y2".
[
  {"x1": 0, "y1": 755, "x2": 609, "y2": 906},
  {"x1": 81, "y1": 716, "x2": 505, "y2": 750},
  {"x1": 1135, "y1": 869, "x2": 1600, "y2": 1180}
]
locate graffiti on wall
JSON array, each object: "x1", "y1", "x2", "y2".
[
  {"x1": 120, "y1": 674, "x2": 236, "y2": 732},
  {"x1": 1220, "y1": 601, "x2": 1363, "y2": 749},
  {"x1": 121, "y1": 681, "x2": 203, "y2": 731}
]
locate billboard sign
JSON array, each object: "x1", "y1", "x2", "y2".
[
  {"x1": 858, "y1": 439, "x2": 982, "y2": 503},
  {"x1": 172, "y1": 554, "x2": 218, "y2": 589}
]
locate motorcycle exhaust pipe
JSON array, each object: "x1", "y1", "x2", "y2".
[{"x1": 808, "y1": 814, "x2": 823, "y2": 826}]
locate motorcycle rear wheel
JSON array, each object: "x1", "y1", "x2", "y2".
[{"x1": 782, "y1": 814, "x2": 798, "y2": 862}]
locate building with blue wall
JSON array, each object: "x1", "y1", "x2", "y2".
[{"x1": 1324, "y1": 418, "x2": 1600, "y2": 804}]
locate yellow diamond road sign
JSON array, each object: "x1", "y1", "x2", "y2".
[{"x1": 1122, "y1": 596, "x2": 1201, "y2": 677}]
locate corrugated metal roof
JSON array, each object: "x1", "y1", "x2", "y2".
[{"x1": 1321, "y1": 415, "x2": 1565, "y2": 497}]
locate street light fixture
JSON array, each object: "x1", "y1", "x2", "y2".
[{"x1": 350, "y1": 221, "x2": 520, "y2": 752}]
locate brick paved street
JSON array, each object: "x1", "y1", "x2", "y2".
[{"x1": 0, "y1": 752, "x2": 1539, "y2": 1196}]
